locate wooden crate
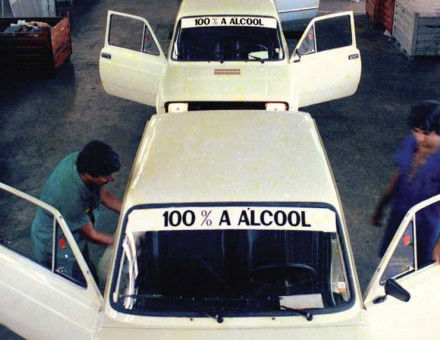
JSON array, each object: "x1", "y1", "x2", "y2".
[
  {"x1": 0, "y1": 15, "x2": 72, "y2": 77},
  {"x1": 393, "y1": 0, "x2": 440, "y2": 59},
  {"x1": 382, "y1": 0, "x2": 396, "y2": 33},
  {"x1": 366, "y1": 0, "x2": 384, "y2": 26}
]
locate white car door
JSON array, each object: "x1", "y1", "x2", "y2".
[
  {"x1": 0, "y1": 183, "x2": 101, "y2": 340},
  {"x1": 290, "y1": 11, "x2": 361, "y2": 108},
  {"x1": 363, "y1": 194, "x2": 440, "y2": 340},
  {"x1": 99, "y1": 11, "x2": 167, "y2": 106}
]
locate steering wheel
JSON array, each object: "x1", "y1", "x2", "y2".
[
  {"x1": 250, "y1": 263, "x2": 317, "y2": 294},
  {"x1": 247, "y1": 43, "x2": 269, "y2": 53},
  {"x1": 230, "y1": 43, "x2": 269, "y2": 60}
]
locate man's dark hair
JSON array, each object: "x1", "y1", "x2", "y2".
[
  {"x1": 408, "y1": 100, "x2": 440, "y2": 134},
  {"x1": 76, "y1": 140, "x2": 120, "y2": 177}
]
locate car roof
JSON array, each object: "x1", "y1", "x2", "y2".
[
  {"x1": 177, "y1": 0, "x2": 279, "y2": 18},
  {"x1": 124, "y1": 110, "x2": 340, "y2": 211}
]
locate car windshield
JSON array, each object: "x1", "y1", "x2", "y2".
[
  {"x1": 171, "y1": 16, "x2": 284, "y2": 62},
  {"x1": 111, "y1": 205, "x2": 351, "y2": 318}
]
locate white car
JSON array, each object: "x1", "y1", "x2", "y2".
[
  {"x1": 1, "y1": 110, "x2": 439, "y2": 339},
  {"x1": 99, "y1": 0, "x2": 360, "y2": 113}
]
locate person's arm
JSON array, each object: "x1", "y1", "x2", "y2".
[
  {"x1": 100, "y1": 187, "x2": 122, "y2": 213},
  {"x1": 371, "y1": 170, "x2": 400, "y2": 226},
  {"x1": 79, "y1": 221, "x2": 114, "y2": 245}
]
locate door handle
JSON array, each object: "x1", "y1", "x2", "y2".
[
  {"x1": 348, "y1": 53, "x2": 359, "y2": 60},
  {"x1": 101, "y1": 52, "x2": 112, "y2": 59}
]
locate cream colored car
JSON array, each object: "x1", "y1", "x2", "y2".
[
  {"x1": 99, "y1": 0, "x2": 361, "y2": 113},
  {"x1": 1, "y1": 110, "x2": 439, "y2": 339}
]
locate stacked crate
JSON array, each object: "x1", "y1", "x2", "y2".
[
  {"x1": 393, "y1": 0, "x2": 440, "y2": 59},
  {"x1": 366, "y1": 0, "x2": 396, "y2": 33},
  {"x1": 366, "y1": 0, "x2": 383, "y2": 26},
  {"x1": 383, "y1": 0, "x2": 396, "y2": 33}
]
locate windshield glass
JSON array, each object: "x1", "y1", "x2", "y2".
[
  {"x1": 111, "y1": 205, "x2": 351, "y2": 317},
  {"x1": 172, "y1": 16, "x2": 284, "y2": 62}
]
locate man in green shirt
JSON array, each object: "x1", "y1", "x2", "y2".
[{"x1": 31, "y1": 140, "x2": 122, "y2": 282}]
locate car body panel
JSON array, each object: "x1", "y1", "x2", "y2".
[
  {"x1": 363, "y1": 194, "x2": 440, "y2": 339},
  {"x1": 122, "y1": 110, "x2": 340, "y2": 207},
  {"x1": 99, "y1": 11, "x2": 167, "y2": 106},
  {"x1": 177, "y1": 0, "x2": 279, "y2": 18},
  {"x1": 292, "y1": 11, "x2": 361, "y2": 107},
  {"x1": 0, "y1": 182, "x2": 101, "y2": 340}
]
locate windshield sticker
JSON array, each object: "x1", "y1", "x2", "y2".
[
  {"x1": 181, "y1": 16, "x2": 278, "y2": 29},
  {"x1": 127, "y1": 206, "x2": 336, "y2": 233}
]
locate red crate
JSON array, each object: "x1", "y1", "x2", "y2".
[
  {"x1": 366, "y1": 0, "x2": 384, "y2": 25},
  {"x1": 0, "y1": 15, "x2": 72, "y2": 77},
  {"x1": 383, "y1": 0, "x2": 396, "y2": 33}
]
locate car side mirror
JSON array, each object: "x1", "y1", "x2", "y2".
[{"x1": 385, "y1": 278, "x2": 411, "y2": 302}]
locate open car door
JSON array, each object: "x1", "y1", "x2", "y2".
[
  {"x1": 99, "y1": 11, "x2": 167, "y2": 106},
  {"x1": 363, "y1": 194, "x2": 440, "y2": 339},
  {"x1": 0, "y1": 182, "x2": 101, "y2": 340},
  {"x1": 290, "y1": 11, "x2": 361, "y2": 108}
]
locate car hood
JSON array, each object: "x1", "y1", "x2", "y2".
[{"x1": 160, "y1": 62, "x2": 293, "y2": 104}]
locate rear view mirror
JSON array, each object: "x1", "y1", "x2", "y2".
[{"x1": 385, "y1": 278, "x2": 411, "y2": 302}]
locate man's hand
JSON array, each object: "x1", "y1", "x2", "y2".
[
  {"x1": 80, "y1": 222, "x2": 114, "y2": 245},
  {"x1": 370, "y1": 210, "x2": 383, "y2": 226}
]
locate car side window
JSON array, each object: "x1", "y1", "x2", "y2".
[
  {"x1": 380, "y1": 219, "x2": 415, "y2": 284},
  {"x1": 298, "y1": 26, "x2": 316, "y2": 55},
  {"x1": 109, "y1": 14, "x2": 160, "y2": 56},
  {"x1": 0, "y1": 185, "x2": 87, "y2": 287},
  {"x1": 54, "y1": 224, "x2": 87, "y2": 286},
  {"x1": 315, "y1": 15, "x2": 352, "y2": 52},
  {"x1": 109, "y1": 14, "x2": 144, "y2": 51},
  {"x1": 143, "y1": 26, "x2": 160, "y2": 55}
]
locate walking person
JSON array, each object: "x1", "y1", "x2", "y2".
[{"x1": 371, "y1": 100, "x2": 440, "y2": 266}]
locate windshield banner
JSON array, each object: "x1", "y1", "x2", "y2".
[
  {"x1": 182, "y1": 16, "x2": 278, "y2": 29},
  {"x1": 126, "y1": 206, "x2": 337, "y2": 233}
]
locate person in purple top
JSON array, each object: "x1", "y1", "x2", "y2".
[{"x1": 371, "y1": 100, "x2": 440, "y2": 267}]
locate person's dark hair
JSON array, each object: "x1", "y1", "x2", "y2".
[
  {"x1": 76, "y1": 140, "x2": 120, "y2": 177},
  {"x1": 408, "y1": 100, "x2": 440, "y2": 134}
]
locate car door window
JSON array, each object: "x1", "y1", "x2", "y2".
[
  {"x1": 297, "y1": 26, "x2": 316, "y2": 55},
  {"x1": 380, "y1": 219, "x2": 416, "y2": 284},
  {"x1": 0, "y1": 183, "x2": 88, "y2": 287},
  {"x1": 54, "y1": 224, "x2": 87, "y2": 286},
  {"x1": 315, "y1": 14, "x2": 352, "y2": 52},
  {"x1": 109, "y1": 14, "x2": 144, "y2": 51},
  {"x1": 109, "y1": 14, "x2": 159, "y2": 55}
]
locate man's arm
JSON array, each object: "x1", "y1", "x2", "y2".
[
  {"x1": 371, "y1": 169, "x2": 400, "y2": 226},
  {"x1": 100, "y1": 187, "x2": 122, "y2": 213},
  {"x1": 80, "y1": 221, "x2": 114, "y2": 245}
]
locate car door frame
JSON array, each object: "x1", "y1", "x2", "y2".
[
  {"x1": 0, "y1": 182, "x2": 102, "y2": 340},
  {"x1": 289, "y1": 11, "x2": 361, "y2": 109},
  {"x1": 362, "y1": 194, "x2": 440, "y2": 339},
  {"x1": 99, "y1": 10, "x2": 167, "y2": 107}
]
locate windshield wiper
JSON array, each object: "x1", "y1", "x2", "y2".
[
  {"x1": 181, "y1": 299, "x2": 224, "y2": 323},
  {"x1": 280, "y1": 304, "x2": 313, "y2": 321},
  {"x1": 120, "y1": 294, "x2": 224, "y2": 323}
]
